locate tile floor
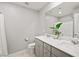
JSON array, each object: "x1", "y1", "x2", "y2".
[{"x1": 8, "y1": 49, "x2": 35, "y2": 57}]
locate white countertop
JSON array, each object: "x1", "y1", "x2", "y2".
[{"x1": 35, "y1": 35, "x2": 79, "y2": 57}]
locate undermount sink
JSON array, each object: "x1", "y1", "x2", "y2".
[
  {"x1": 45, "y1": 34, "x2": 79, "y2": 45},
  {"x1": 59, "y1": 36, "x2": 79, "y2": 45}
]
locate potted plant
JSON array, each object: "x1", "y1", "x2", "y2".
[{"x1": 49, "y1": 22, "x2": 63, "y2": 39}]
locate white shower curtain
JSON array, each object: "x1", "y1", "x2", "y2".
[{"x1": 0, "y1": 13, "x2": 8, "y2": 56}]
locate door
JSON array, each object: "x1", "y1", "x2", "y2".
[{"x1": 0, "y1": 13, "x2": 8, "y2": 56}]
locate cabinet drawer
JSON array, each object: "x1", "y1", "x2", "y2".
[
  {"x1": 44, "y1": 43, "x2": 51, "y2": 51},
  {"x1": 52, "y1": 47, "x2": 71, "y2": 57}
]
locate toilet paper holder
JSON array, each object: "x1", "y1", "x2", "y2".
[{"x1": 24, "y1": 37, "x2": 29, "y2": 41}]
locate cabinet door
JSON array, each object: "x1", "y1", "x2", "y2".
[
  {"x1": 35, "y1": 45, "x2": 40, "y2": 57},
  {"x1": 39, "y1": 42, "x2": 44, "y2": 57},
  {"x1": 51, "y1": 54, "x2": 56, "y2": 57},
  {"x1": 44, "y1": 49, "x2": 50, "y2": 57},
  {"x1": 43, "y1": 43, "x2": 51, "y2": 57},
  {"x1": 52, "y1": 47, "x2": 71, "y2": 57},
  {"x1": 35, "y1": 39, "x2": 43, "y2": 57},
  {"x1": 44, "y1": 43, "x2": 51, "y2": 51}
]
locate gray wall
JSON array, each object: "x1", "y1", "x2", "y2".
[
  {"x1": 0, "y1": 3, "x2": 40, "y2": 54},
  {"x1": 39, "y1": 13, "x2": 58, "y2": 34}
]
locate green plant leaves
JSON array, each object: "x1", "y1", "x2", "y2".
[
  {"x1": 49, "y1": 27, "x2": 55, "y2": 29},
  {"x1": 49, "y1": 22, "x2": 63, "y2": 39},
  {"x1": 49, "y1": 22, "x2": 63, "y2": 30},
  {"x1": 56, "y1": 23, "x2": 62, "y2": 29}
]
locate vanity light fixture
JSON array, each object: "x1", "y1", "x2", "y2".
[{"x1": 59, "y1": 11, "x2": 62, "y2": 14}]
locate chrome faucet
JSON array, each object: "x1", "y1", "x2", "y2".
[{"x1": 74, "y1": 33, "x2": 79, "y2": 38}]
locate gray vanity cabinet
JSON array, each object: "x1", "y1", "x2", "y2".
[
  {"x1": 35, "y1": 38, "x2": 72, "y2": 57},
  {"x1": 35, "y1": 39, "x2": 43, "y2": 57}
]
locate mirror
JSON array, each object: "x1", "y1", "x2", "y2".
[{"x1": 44, "y1": 2, "x2": 79, "y2": 37}]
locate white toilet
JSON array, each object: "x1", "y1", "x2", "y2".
[
  {"x1": 25, "y1": 37, "x2": 35, "y2": 55},
  {"x1": 27, "y1": 43, "x2": 35, "y2": 55}
]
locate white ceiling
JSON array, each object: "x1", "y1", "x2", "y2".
[
  {"x1": 47, "y1": 2, "x2": 79, "y2": 17},
  {"x1": 12, "y1": 2, "x2": 49, "y2": 11}
]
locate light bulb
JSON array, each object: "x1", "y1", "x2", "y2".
[{"x1": 59, "y1": 11, "x2": 62, "y2": 14}]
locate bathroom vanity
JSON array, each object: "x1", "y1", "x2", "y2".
[{"x1": 34, "y1": 35, "x2": 79, "y2": 57}]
